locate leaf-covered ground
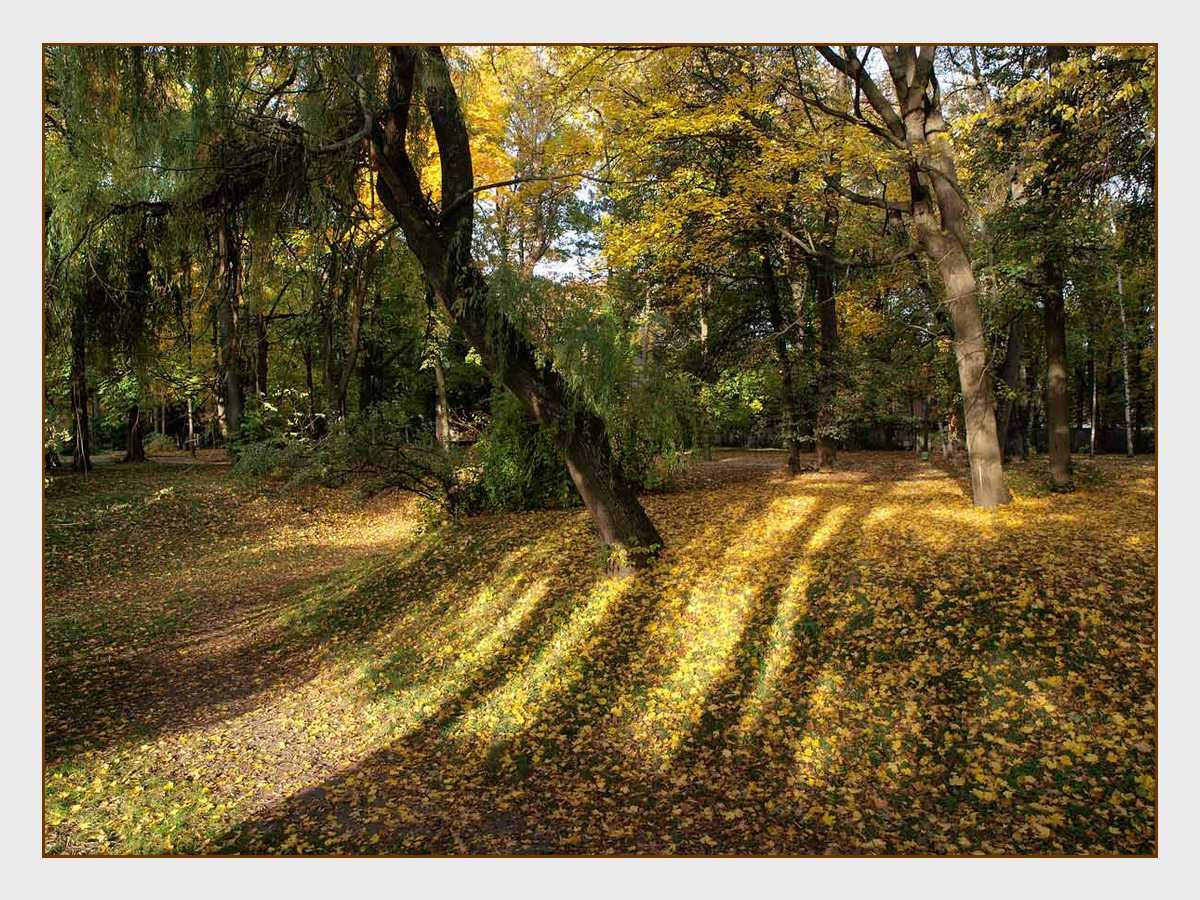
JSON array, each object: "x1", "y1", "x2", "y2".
[{"x1": 43, "y1": 451, "x2": 1156, "y2": 855}]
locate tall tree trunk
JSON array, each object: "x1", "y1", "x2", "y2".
[
  {"x1": 371, "y1": 47, "x2": 661, "y2": 568},
  {"x1": 186, "y1": 396, "x2": 196, "y2": 457},
  {"x1": 814, "y1": 44, "x2": 1009, "y2": 506},
  {"x1": 216, "y1": 198, "x2": 244, "y2": 439},
  {"x1": 1088, "y1": 335, "x2": 1099, "y2": 456},
  {"x1": 761, "y1": 248, "x2": 803, "y2": 475},
  {"x1": 333, "y1": 277, "x2": 369, "y2": 418},
  {"x1": 1043, "y1": 262, "x2": 1072, "y2": 488},
  {"x1": 698, "y1": 283, "x2": 713, "y2": 461},
  {"x1": 70, "y1": 291, "x2": 92, "y2": 473},
  {"x1": 303, "y1": 344, "x2": 320, "y2": 436},
  {"x1": 433, "y1": 355, "x2": 451, "y2": 450},
  {"x1": 90, "y1": 393, "x2": 100, "y2": 452},
  {"x1": 922, "y1": 236, "x2": 1010, "y2": 506},
  {"x1": 321, "y1": 301, "x2": 340, "y2": 420},
  {"x1": 123, "y1": 405, "x2": 145, "y2": 463},
  {"x1": 1116, "y1": 265, "x2": 1135, "y2": 457},
  {"x1": 996, "y1": 315, "x2": 1025, "y2": 463},
  {"x1": 812, "y1": 257, "x2": 838, "y2": 470}
]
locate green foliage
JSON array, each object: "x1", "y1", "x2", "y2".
[
  {"x1": 231, "y1": 398, "x2": 291, "y2": 454},
  {"x1": 231, "y1": 436, "x2": 315, "y2": 483},
  {"x1": 696, "y1": 369, "x2": 772, "y2": 441},
  {"x1": 143, "y1": 432, "x2": 177, "y2": 455},
  {"x1": 474, "y1": 391, "x2": 578, "y2": 512}
]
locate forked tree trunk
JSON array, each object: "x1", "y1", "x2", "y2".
[
  {"x1": 1043, "y1": 263, "x2": 1072, "y2": 488},
  {"x1": 371, "y1": 46, "x2": 662, "y2": 569},
  {"x1": 812, "y1": 257, "x2": 838, "y2": 470},
  {"x1": 815, "y1": 44, "x2": 1009, "y2": 507}
]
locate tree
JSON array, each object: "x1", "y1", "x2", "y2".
[
  {"x1": 368, "y1": 47, "x2": 662, "y2": 569},
  {"x1": 812, "y1": 45, "x2": 1010, "y2": 507}
]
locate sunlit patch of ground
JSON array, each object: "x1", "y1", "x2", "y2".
[{"x1": 43, "y1": 451, "x2": 1155, "y2": 855}]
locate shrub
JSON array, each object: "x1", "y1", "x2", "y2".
[
  {"x1": 143, "y1": 432, "x2": 177, "y2": 455},
  {"x1": 474, "y1": 391, "x2": 578, "y2": 512},
  {"x1": 231, "y1": 436, "x2": 314, "y2": 482}
]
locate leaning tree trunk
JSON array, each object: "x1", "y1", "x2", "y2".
[
  {"x1": 918, "y1": 231, "x2": 1010, "y2": 506},
  {"x1": 123, "y1": 405, "x2": 146, "y2": 463},
  {"x1": 907, "y1": 122, "x2": 1009, "y2": 505},
  {"x1": 1043, "y1": 262, "x2": 1072, "y2": 488},
  {"x1": 371, "y1": 46, "x2": 662, "y2": 570},
  {"x1": 761, "y1": 248, "x2": 803, "y2": 475},
  {"x1": 452, "y1": 267, "x2": 663, "y2": 569},
  {"x1": 70, "y1": 291, "x2": 92, "y2": 473},
  {"x1": 812, "y1": 257, "x2": 839, "y2": 471},
  {"x1": 813, "y1": 44, "x2": 1009, "y2": 506}
]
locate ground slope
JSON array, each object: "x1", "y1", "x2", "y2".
[{"x1": 43, "y1": 451, "x2": 1156, "y2": 855}]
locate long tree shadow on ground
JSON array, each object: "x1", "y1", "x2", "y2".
[
  {"x1": 44, "y1": 453, "x2": 1156, "y2": 854},
  {"x1": 213, "y1": 457, "x2": 1155, "y2": 855}
]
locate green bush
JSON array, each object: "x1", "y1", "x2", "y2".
[
  {"x1": 230, "y1": 398, "x2": 290, "y2": 455},
  {"x1": 231, "y1": 437, "x2": 315, "y2": 482},
  {"x1": 474, "y1": 391, "x2": 578, "y2": 512},
  {"x1": 143, "y1": 432, "x2": 177, "y2": 455}
]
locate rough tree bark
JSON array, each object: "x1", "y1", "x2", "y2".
[
  {"x1": 1040, "y1": 45, "x2": 1074, "y2": 487},
  {"x1": 816, "y1": 45, "x2": 1010, "y2": 507},
  {"x1": 369, "y1": 46, "x2": 662, "y2": 569}
]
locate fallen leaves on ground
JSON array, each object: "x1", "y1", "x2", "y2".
[{"x1": 43, "y1": 451, "x2": 1155, "y2": 855}]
